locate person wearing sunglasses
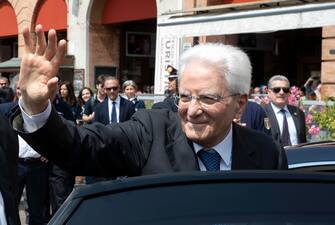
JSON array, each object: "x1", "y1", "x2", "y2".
[
  {"x1": 93, "y1": 76, "x2": 135, "y2": 125},
  {"x1": 11, "y1": 25, "x2": 287, "y2": 183},
  {"x1": 265, "y1": 75, "x2": 306, "y2": 147}
]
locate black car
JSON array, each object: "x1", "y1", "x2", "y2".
[
  {"x1": 286, "y1": 141, "x2": 335, "y2": 171},
  {"x1": 49, "y1": 171, "x2": 335, "y2": 225}
]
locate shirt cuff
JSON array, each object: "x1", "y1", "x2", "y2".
[{"x1": 19, "y1": 98, "x2": 52, "y2": 133}]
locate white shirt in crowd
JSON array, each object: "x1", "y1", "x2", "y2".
[
  {"x1": 18, "y1": 135, "x2": 41, "y2": 158},
  {"x1": 271, "y1": 102, "x2": 298, "y2": 145},
  {"x1": 0, "y1": 192, "x2": 7, "y2": 225},
  {"x1": 108, "y1": 95, "x2": 121, "y2": 124}
]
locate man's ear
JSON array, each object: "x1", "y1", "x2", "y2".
[{"x1": 235, "y1": 94, "x2": 248, "y2": 115}]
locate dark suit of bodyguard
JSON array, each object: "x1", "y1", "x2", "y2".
[
  {"x1": 12, "y1": 32, "x2": 288, "y2": 181},
  {"x1": 0, "y1": 115, "x2": 20, "y2": 225}
]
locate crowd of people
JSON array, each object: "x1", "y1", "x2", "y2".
[{"x1": 0, "y1": 24, "x2": 328, "y2": 225}]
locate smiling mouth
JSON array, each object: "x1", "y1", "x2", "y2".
[{"x1": 187, "y1": 120, "x2": 208, "y2": 126}]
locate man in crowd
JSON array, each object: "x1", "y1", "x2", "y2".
[
  {"x1": 12, "y1": 25, "x2": 287, "y2": 180},
  {"x1": 0, "y1": 76, "x2": 9, "y2": 88},
  {"x1": 0, "y1": 115, "x2": 20, "y2": 225},
  {"x1": 152, "y1": 65, "x2": 179, "y2": 112},
  {"x1": 0, "y1": 79, "x2": 20, "y2": 225},
  {"x1": 265, "y1": 75, "x2": 306, "y2": 147},
  {"x1": 82, "y1": 75, "x2": 106, "y2": 123},
  {"x1": 0, "y1": 79, "x2": 49, "y2": 225},
  {"x1": 93, "y1": 76, "x2": 135, "y2": 125}
]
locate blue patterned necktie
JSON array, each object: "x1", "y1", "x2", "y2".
[
  {"x1": 111, "y1": 101, "x2": 117, "y2": 123},
  {"x1": 197, "y1": 149, "x2": 221, "y2": 171},
  {"x1": 280, "y1": 109, "x2": 291, "y2": 146}
]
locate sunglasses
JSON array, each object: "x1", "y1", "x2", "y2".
[
  {"x1": 105, "y1": 87, "x2": 119, "y2": 91},
  {"x1": 271, "y1": 87, "x2": 290, "y2": 94}
]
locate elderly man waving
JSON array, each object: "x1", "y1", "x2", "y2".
[{"x1": 12, "y1": 25, "x2": 287, "y2": 178}]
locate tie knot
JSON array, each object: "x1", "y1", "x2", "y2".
[
  {"x1": 112, "y1": 101, "x2": 116, "y2": 105},
  {"x1": 280, "y1": 108, "x2": 286, "y2": 114},
  {"x1": 197, "y1": 149, "x2": 221, "y2": 171}
]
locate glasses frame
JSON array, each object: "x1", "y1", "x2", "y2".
[
  {"x1": 175, "y1": 93, "x2": 240, "y2": 108},
  {"x1": 105, "y1": 87, "x2": 119, "y2": 91},
  {"x1": 270, "y1": 87, "x2": 290, "y2": 94}
]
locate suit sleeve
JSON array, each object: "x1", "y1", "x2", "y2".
[{"x1": 12, "y1": 108, "x2": 149, "y2": 177}]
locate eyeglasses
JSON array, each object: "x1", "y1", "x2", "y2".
[
  {"x1": 270, "y1": 87, "x2": 290, "y2": 94},
  {"x1": 176, "y1": 93, "x2": 239, "y2": 108},
  {"x1": 105, "y1": 87, "x2": 119, "y2": 91}
]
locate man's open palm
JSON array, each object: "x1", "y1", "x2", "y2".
[{"x1": 19, "y1": 24, "x2": 67, "y2": 115}]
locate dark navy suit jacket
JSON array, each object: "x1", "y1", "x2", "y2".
[
  {"x1": 240, "y1": 101, "x2": 271, "y2": 135},
  {"x1": 0, "y1": 103, "x2": 20, "y2": 225},
  {"x1": 93, "y1": 96, "x2": 135, "y2": 125}
]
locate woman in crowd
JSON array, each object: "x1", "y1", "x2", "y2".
[
  {"x1": 59, "y1": 81, "x2": 81, "y2": 120},
  {"x1": 122, "y1": 80, "x2": 145, "y2": 111},
  {"x1": 77, "y1": 87, "x2": 94, "y2": 123}
]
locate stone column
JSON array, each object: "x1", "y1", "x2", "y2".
[{"x1": 321, "y1": 26, "x2": 335, "y2": 99}]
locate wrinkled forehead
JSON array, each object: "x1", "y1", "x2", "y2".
[
  {"x1": 270, "y1": 80, "x2": 289, "y2": 87},
  {"x1": 179, "y1": 63, "x2": 227, "y2": 93}
]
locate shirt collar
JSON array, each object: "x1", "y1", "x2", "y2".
[
  {"x1": 271, "y1": 102, "x2": 288, "y2": 114},
  {"x1": 108, "y1": 95, "x2": 120, "y2": 106},
  {"x1": 193, "y1": 124, "x2": 233, "y2": 167}
]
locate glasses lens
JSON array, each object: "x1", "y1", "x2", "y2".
[
  {"x1": 199, "y1": 95, "x2": 218, "y2": 105},
  {"x1": 106, "y1": 87, "x2": 119, "y2": 91},
  {"x1": 179, "y1": 94, "x2": 191, "y2": 103},
  {"x1": 272, "y1": 87, "x2": 290, "y2": 94},
  {"x1": 282, "y1": 87, "x2": 290, "y2": 93},
  {"x1": 272, "y1": 87, "x2": 281, "y2": 93}
]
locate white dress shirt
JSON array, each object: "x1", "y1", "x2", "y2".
[
  {"x1": 0, "y1": 192, "x2": 7, "y2": 225},
  {"x1": 193, "y1": 124, "x2": 233, "y2": 171},
  {"x1": 108, "y1": 96, "x2": 121, "y2": 124},
  {"x1": 270, "y1": 103, "x2": 298, "y2": 145},
  {"x1": 18, "y1": 135, "x2": 41, "y2": 158}
]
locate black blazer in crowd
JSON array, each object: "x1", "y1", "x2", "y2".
[
  {"x1": 0, "y1": 115, "x2": 20, "y2": 225},
  {"x1": 13, "y1": 108, "x2": 288, "y2": 178},
  {"x1": 264, "y1": 103, "x2": 307, "y2": 145},
  {"x1": 93, "y1": 96, "x2": 135, "y2": 125}
]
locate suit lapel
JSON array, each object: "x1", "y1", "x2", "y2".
[
  {"x1": 164, "y1": 115, "x2": 199, "y2": 171},
  {"x1": 119, "y1": 97, "x2": 125, "y2": 122},
  {"x1": 231, "y1": 124, "x2": 258, "y2": 169},
  {"x1": 103, "y1": 100, "x2": 109, "y2": 124},
  {"x1": 266, "y1": 104, "x2": 281, "y2": 140},
  {"x1": 287, "y1": 105, "x2": 301, "y2": 141}
]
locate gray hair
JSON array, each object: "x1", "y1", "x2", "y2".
[
  {"x1": 122, "y1": 80, "x2": 138, "y2": 90},
  {"x1": 104, "y1": 76, "x2": 119, "y2": 84},
  {"x1": 267, "y1": 75, "x2": 290, "y2": 88},
  {"x1": 178, "y1": 43, "x2": 252, "y2": 95}
]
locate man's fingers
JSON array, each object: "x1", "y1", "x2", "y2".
[
  {"x1": 35, "y1": 24, "x2": 47, "y2": 56},
  {"x1": 45, "y1": 29, "x2": 57, "y2": 60},
  {"x1": 47, "y1": 77, "x2": 59, "y2": 100},
  {"x1": 23, "y1": 25, "x2": 34, "y2": 53},
  {"x1": 50, "y1": 39, "x2": 67, "y2": 69}
]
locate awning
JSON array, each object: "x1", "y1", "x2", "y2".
[
  {"x1": 0, "y1": 2, "x2": 18, "y2": 37},
  {"x1": 0, "y1": 55, "x2": 74, "y2": 73},
  {"x1": 35, "y1": 0, "x2": 67, "y2": 31},
  {"x1": 157, "y1": 1, "x2": 335, "y2": 37},
  {"x1": 0, "y1": 58, "x2": 21, "y2": 72}
]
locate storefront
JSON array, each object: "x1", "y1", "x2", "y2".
[{"x1": 155, "y1": 0, "x2": 335, "y2": 97}]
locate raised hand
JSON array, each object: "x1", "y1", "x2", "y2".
[{"x1": 19, "y1": 24, "x2": 67, "y2": 115}]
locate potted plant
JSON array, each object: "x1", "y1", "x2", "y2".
[{"x1": 310, "y1": 102, "x2": 335, "y2": 140}]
